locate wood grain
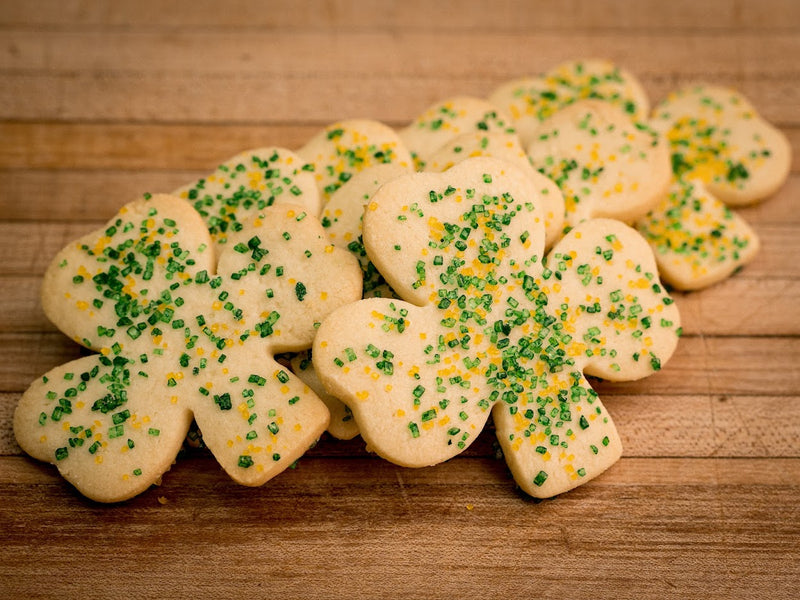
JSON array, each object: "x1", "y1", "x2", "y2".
[
  {"x1": 0, "y1": 456, "x2": 798, "y2": 599},
  {"x1": 0, "y1": 1, "x2": 798, "y2": 599}
]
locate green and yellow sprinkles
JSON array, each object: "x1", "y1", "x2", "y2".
[
  {"x1": 526, "y1": 99, "x2": 671, "y2": 232},
  {"x1": 636, "y1": 177, "x2": 760, "y2": 290},
  {"x1": 298, "y1": 119, "x2": 413, "y2": 203},
  {"x1": 424, "y1": 131, "x2": 565, "y2": 249},
  {"x1": 313, "y1": 157, "x2": 680, "y2": 498},
  {"x1": 650, "y1": 85, "x2": 791, "y2": 206},
  {"x1": 399, "y1": 96, "x2": 517, "y2": 170},
  {"x1": 14, "y1": 194, "x2": 361, "y2": 502},
  {"x1": 493, "y1": 62, "x2": 788, "y2": 289},
  {"x1": 15, "y1": 65, "x2": 790, "y2": 503},
  {"x1": 173, "y1": 147, "x2": 321, "y2": 250},
  {"x1": 489, "y1": 58, "x2": 651, "y2": 146}
]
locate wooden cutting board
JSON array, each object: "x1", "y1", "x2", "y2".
[{"x1": 1, "y1": 2, "x2": 798, "y2": 598}]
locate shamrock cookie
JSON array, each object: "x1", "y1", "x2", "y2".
[
  {"x1": 526, "y1": 99, "x2": 671, "y2": 232},
  {"x1": 297, "y1": 119, "x2": 413, "y2": 203},
  {"x1": 322, "y1": 163, "x2": 412, "y2": 299},
  {"x1": 313, "y1": 157, "x2": 680, "y2": 498},
  {"x1": 424, "y1": 131, "x2": 565, "y2": 248},
  {"x1": 650, "y1": 85, "x2": 791, "y2": 206},
  {"x1": 173, "y1": 147, "x2": 321, "y2": 251},
  {"x1": 398, "y1": 96, "x2": 517, "y2": 170},
  {"x1": 291, "y1": 164, "x2": 411, "y2": 440},
  {"x1": 489, "y1": 58, "x2": 650, "y2": 146},
  {"x1": 14, "y1": 194, "x2": 362, "y2": 502},
  {"x1": 635, "y1": 176, "x2": 760, "y2": 290},
  {"x1": 288, "y1": 352, "x2": 357, "y2": 440}
]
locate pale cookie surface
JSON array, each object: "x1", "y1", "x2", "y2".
[
  {"x1": 489, "y1": 58, "x2": 650, "y2": 147},
  {"x1": 289, "y1": 352, "x2": 357, "y2": 440},
  {"x1": 172, "y1": 147, "x2": 321, "y2": 250},
  {"x1": 527, "y1": 99, "x2": 671, "y2": 231},
  {"x1": 292, "y1": 164, "x2": 412, "y2": 440},
  {"x1": 424, "y1": 131, "x2": 565, "y2": 249},
  {"x1": 313, "y1": 157, "x2": 681, "y2": 498},
  {"x1": 15, "y1": 194, "x2": 362, "y2": 502},
  {"x1": 297, "y1": 119, "x2": 413, "y2": 203},
  {"x1": 322, "y1": 163, "x2": 412, "y2": 299},
  {"x1": 650, "y1": 85, "x2": 791, "y2": 206},
  {"x1": 398, "y1": 96, "x2": 516, "y2": 170},
  {"x1": 635, "y1": 177, "x2": 760, "y2": 290}
]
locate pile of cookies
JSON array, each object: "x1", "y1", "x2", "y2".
[{"x1": 14, "y1": 59, "x2": 790, "y2": 502}]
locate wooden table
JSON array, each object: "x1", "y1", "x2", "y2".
[{"x1": 1, "y1": 2, "x2": 798, "y2": 598}]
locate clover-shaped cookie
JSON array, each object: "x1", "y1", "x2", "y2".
[
  {"x1": 424, "y1": 131, "x2": 565, "y2": 248},
  {"x1": 526, "y1": 99, "x2": 671, "y2": 232},
  {"x1": 398, "y1": 96, "x2": 517, "y2": 170},
  {"x1": 635, "y1": 176, "x2": 761, "y2": 290},
  {"x1": 320, "y1": 163, "x2": 412, "y2": 299},
  {"x1": 313, "y1": 157, "x2": 680, "y2": 498},
  {"x1": 489, "y1": 58, "x2": 650, "y2": 147},
  {"x1": 636, "y1": 85, "x2": 790, "y2": 289},
  {"x1": 290, "y1": 163, "x2": 412, "y2": 440},
  {"x1": 493, "y1": 62, "x2": 788, "y2": 290},
  {"x1": 14, "y1": 194, "x2": 362, "y2": 501},
  {"x1": 650, "y1": 85, "x2": 791, "y2": 207},
  {"x1": 297, "y1": 119, "x2": 413, "y2": 203},
  {"x1": 173, "y1": 147, "x2": 321, "y2": 251}
]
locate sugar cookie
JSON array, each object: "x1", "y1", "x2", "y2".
[
  {"x1": 15, "y1": 194, "x2": 362, "y2": 501},
  {"x1": 313, "y1": 157, "x2": 680, "y2": 498},
  {"x1": 297, "y1": 119, "x2": 413, "y2": 203},
  {"x1": 173, "y1": 147, "x2": 320, "y2": 251},
  {"x1": 291, "y1": 164, "x2": 412, "y2": 440},
  {"x1": 398, "y1": 96, "x2": 516, "y2": 170},
  {"x1": 635, "y1": 177, "x2": 760, "y2": 290},
  {"x1": 489, "y1": 58, "x2": 650, "y2": 146},
  {"x1": 424, "y1": 131, "x2": 565, "y2": 248},
  {"x1": 650, "y1": 85, "x2": 791, "y2": 206},
  {"x1": 289, "y1": 352, "x2": 357, "y2": 440},
  {"x1": 526, "y1": 99, "x2": 671, "y2": 231},
  {"x1": 321, "y1": 163, "x2": 412, "y2": 299}
]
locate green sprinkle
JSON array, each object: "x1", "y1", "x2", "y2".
[
  {"x1": 421, "y1": 409, "x2": 437, "y2": 422},
  {"x1": 248, "y1": 374, "x2": 267, "y2": 386},
  {"x1": 295, "y1": 281, "x2": 307, "y2": 302}
]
